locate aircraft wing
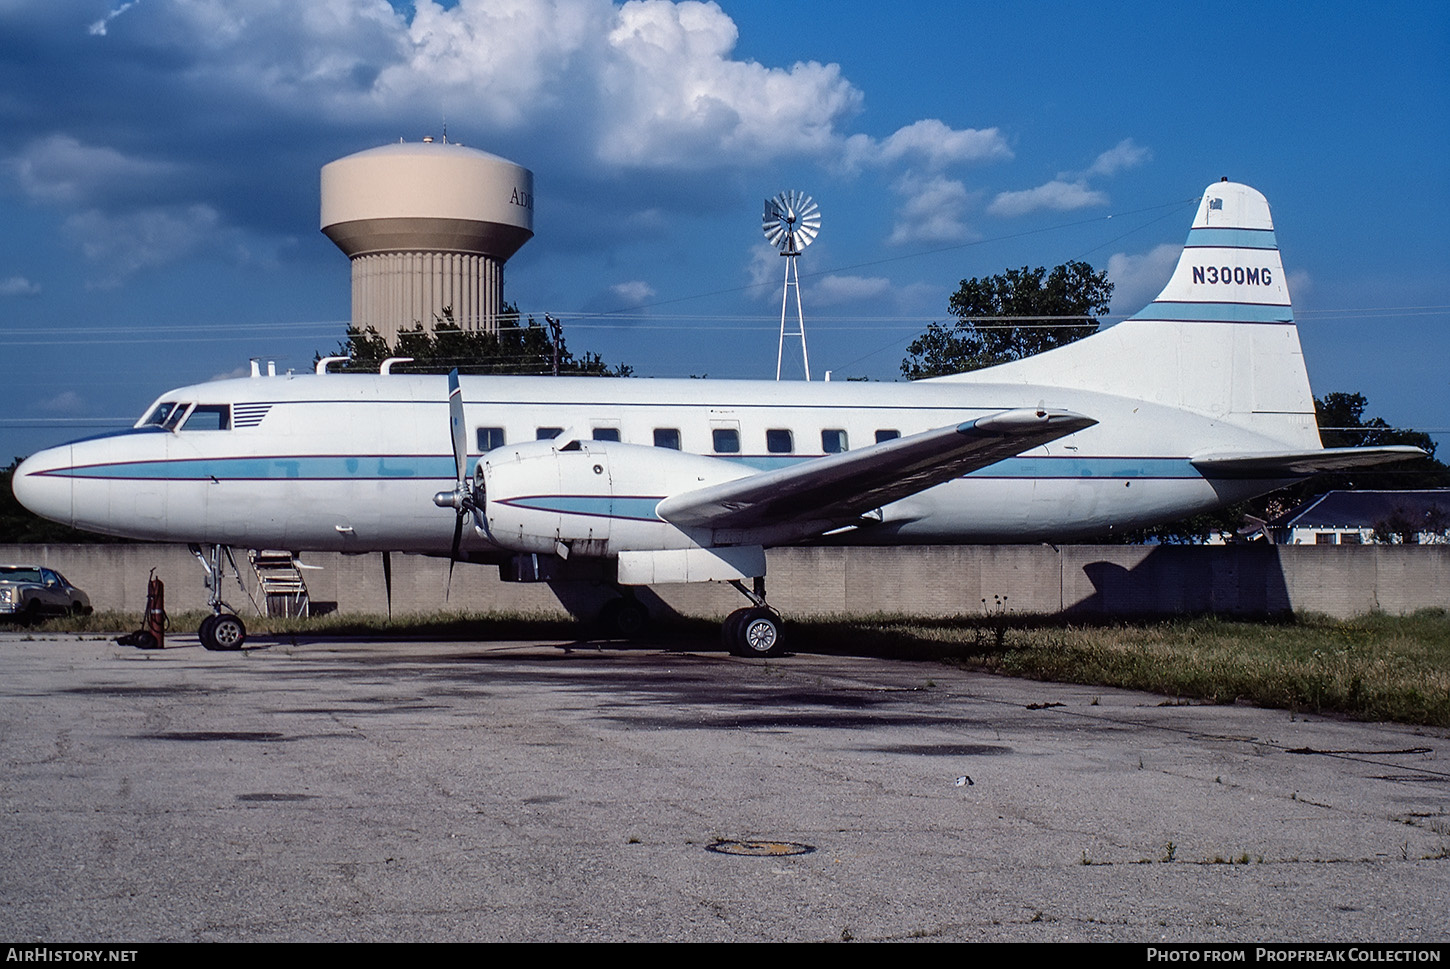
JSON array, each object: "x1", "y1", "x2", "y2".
[
  {"x1": 656, "y1": 409, "x2": 1096, "y2": 531},
  {"x1": 1190, "y1": 445, "x2": 1426, "y2": 477}
]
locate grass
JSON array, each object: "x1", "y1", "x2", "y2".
[
  {"x1": 9, "y1": 607, "x2": 1449, "y2": 728},
  {"x1": 788, "y1": 609, "x2": 1450, "y2": 728}
]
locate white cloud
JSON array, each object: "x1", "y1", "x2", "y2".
[
  {"x1": 1287, "y1": 270, "x2": 1312, "y2": 303},
  {"x1": 988, "y1": 138, "x2": 1151, "y2": 219},
  {"x1": 89, "y1": 1, "x2": 140, "y2": 37},
  {"x1": 0, "y1": 276, "x2": 41, "y2": 297},
  {"x1": 1106, "y1": 242, "x2": 1179, "y2": 316},
  {"x1": 36, "y1": 391, "x2": 87, "y2": 415},
  {"x1": 987, "y1": 179, "x2": 1106, "y2": 218},
  {"x1": 7, "y1": 135, "x2": 180, "y2": 205},
  {"x1": 65, "y1": 204, "x2": 223, "y2": 288},
  {"x1": 843, "y1": 119, "x2": 1011, "y2": 171},
  {"x1": 609, "y1": 280, "x2": 656, "y2": 305},
  {"x1": 1086, "y1": 138, "x2": 1151, "y2": 177},
  {"x1": 888, "y1": 173, "x2": 973, "y2": 245},
  {"x1": 369, "y1": 0, "x2": 865, "y2": 169},
  {"x1": 809, "y1": 274, "x2": 890, "y2": 306}
]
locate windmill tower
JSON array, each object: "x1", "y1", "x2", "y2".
[{"x1": 762, "y1": 191, "x2": 821, "y2": 380}]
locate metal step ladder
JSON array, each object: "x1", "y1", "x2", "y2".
[{"x1": 248, "y1": 550, "x2": 311, "y2": 618}]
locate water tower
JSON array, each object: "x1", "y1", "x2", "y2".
[{"x1": 320, "y1": 138, "x2": 534, "y2": 343}]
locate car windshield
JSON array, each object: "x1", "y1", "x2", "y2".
[{"x1": 0, "y1": 567, "x2": 43, "y2": 583}]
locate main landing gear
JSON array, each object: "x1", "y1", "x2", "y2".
[
  {"x1": 722, "y1": 577, "x2": 784, "y2": 658},
  {"x1": 597, "y1": 594, "x2": 650, "y2": 640},
  {"x1": 189, "y1": 544, "x2": 248, "y2": 651}
]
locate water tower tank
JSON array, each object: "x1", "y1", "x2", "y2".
[{"x1": 320, "y1": 139, "x2": 534, "y2": 343}]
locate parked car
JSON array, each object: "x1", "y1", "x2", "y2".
[{"x1": 0, "y1": 566, "x2": 92, "y2": 622}]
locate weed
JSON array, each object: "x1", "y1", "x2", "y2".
[{"x1": 1162, "y1": 841, "x2": 1176, "y2": 863}]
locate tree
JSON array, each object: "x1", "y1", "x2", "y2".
[
  {"x1": 902, "y1": 261, "x2": 1113, "y2": 379},
  {"x1": 319, "y1": 305, "x2": 632, "y2": 377}
]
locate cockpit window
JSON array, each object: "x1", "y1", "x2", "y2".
[
  {"x1": 181, "y1": 405, "x2": 230, "y2": 431},
  {"x1": 141, "y1": 402, "x2": 180, "y2": 427}
]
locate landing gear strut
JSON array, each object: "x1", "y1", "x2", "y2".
[
  {"x1": 723, "y1": 576, "x2": 784, "y2": 658},
  {"x1": 189, "y1": 544, "x2": 249, "y2": 651}
]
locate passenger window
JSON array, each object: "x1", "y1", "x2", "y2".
[
  {"x1": 592, "y1": 427, "x2": 621, "y2": 442},
  {"x1": 766, "y1": 429, "x2": 793, "y2": 454},
  {"x1": 653, "y1": 428, "x2": 681, "y2": 450},
  {"x1": 875, "y1": 429, "x2": 901, "y2": 443},
  {"x1": 536, "y1": 427, "x2": 563, "y2": 440},
  {"x1": 712, "y1": 428, "x2": 740, "y2": 454},
  {"x1": 822, "y1": 429, "x2": 848, "y2": 453},
  {"x1": 181, "y1": 405, "x2": 229, "y2": 431},
  {"x1": 477, "y1": 427, "x2": 505, "y2": 451}
]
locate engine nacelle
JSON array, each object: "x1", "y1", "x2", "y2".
[{"x1": 479, "y1": 439, "x2": 750, "y2": 558}]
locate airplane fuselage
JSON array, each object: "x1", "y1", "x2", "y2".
[{"x1": 14, "y1": 370, "x2": 1290, "y2": 556}]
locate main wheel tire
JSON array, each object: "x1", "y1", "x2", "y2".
[
  {"x1": 721, "y1": 607, "x2": 752, "y2": 652},
  {"x1": 733, "y1": 607, "x2": 783, "y2": 658},
  {"x1": 598, "y1": 598, "x2": 649, "y2": 640},
  {"x1": 200, "y1": 613, "x2": 246, "y2": 651}
]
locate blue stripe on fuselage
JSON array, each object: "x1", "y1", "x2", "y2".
[{"x1": 40, "y1": 453, "x2": 1203, "y2": 482}]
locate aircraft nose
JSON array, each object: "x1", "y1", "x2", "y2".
[{"x1": 12, "y1": 447, "x2": 74, "y2": 527}]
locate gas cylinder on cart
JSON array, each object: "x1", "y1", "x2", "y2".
[{"x1": 143, "y1": 573, "x2": 166, "y2": 649}]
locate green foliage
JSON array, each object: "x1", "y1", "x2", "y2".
[
  {"x1": 321, "y1": 306, "x2": 632, "y2": 377},
  {"x1": 902, "y1": 261, "x2": 1113, "y2": 378}
]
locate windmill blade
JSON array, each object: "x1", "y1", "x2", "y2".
[
  {"x1": 763, "y1": 190, "x2": 821, "y2": 252},
  {"x1": 792, "y1": 195, "x2": 821, "y2": 249}
]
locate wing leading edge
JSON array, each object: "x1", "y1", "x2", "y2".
[{"x1": 656, "y1": 408, "x2": 1096, "y2": 533}]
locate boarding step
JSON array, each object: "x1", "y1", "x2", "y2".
[{"x1": 248, "y1": 550, "x2": 311, "y2": 619}]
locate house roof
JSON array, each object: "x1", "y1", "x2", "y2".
[{"x1": 1271, "y1": 490, "x2": 1450, "y2": 529}]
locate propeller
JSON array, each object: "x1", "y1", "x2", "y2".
[
  {"x1": 382, "y1": 550, "x2": 393, "y2": 620},
  {"x1": 432, "y1": 369, "x2": 477, "y2": 599}
]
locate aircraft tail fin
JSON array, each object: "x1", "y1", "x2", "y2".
[{"x1": 933, "y1": 180, "x2": 1321, "y2": 450}]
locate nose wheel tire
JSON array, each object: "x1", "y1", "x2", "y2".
[
  {"x1": 199, "y1": 613, "x2": 246, "y2": 651},
  {"x1": 727, "y1": 607, "x2": 783, "y2": 658}
]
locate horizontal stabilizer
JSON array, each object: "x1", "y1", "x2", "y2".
[
  {"x1": 657, "y1": 408, "x2": 1095, "y2": 532},
  {"x1": 1190, "y1": 446, "x2": 1426, "y2": 478}
]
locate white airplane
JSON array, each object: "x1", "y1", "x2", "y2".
[{"x1": 12, "y1": 180, "x2": 1421, "y2": 654}]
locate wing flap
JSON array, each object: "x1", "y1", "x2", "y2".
[
  {"x1": 1190, "y1": 445, "x2": 1426, "y2": 477},
  {"x1": 657, "y1": 408, "x2": 1095, "y2": 531}
]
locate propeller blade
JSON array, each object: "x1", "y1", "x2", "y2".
[
  {"x1": 446, "y1": 509, "x2": 464, "y2": 601},
  {"x1": 448, "y1": 368, "x2": 468, "y2": 492},
  {"x1": 382, "y1": 550, "x2": 393, "y2": 620}
]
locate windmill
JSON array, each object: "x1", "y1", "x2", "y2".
[{"x1": 762, "y1": 190, "x2": 820, "y2": 380}]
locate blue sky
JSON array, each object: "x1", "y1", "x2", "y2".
[{"x1": 1, "y1": 0, "x2": 1447, "y2": 460}]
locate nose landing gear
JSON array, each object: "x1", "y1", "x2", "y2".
[{"x1": 189, "y1": 544, "x2": 249, "y2": 651}]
